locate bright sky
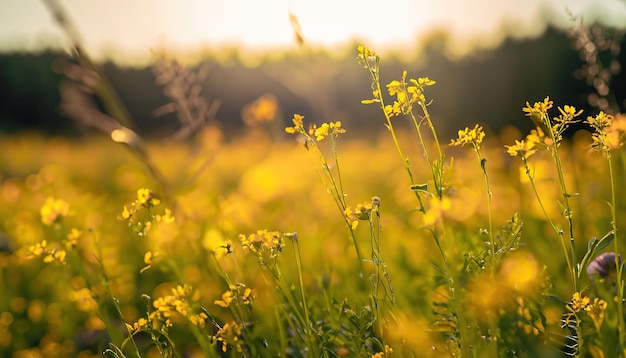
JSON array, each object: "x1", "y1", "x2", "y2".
[{"x1": 1, "y1": 0, "x2": 626, "y2": 64}]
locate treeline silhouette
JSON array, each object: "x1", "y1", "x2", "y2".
[{"x1": 1, "y1": 26, "x2": 624, "y2": 139}]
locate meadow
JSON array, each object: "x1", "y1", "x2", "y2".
[{"x1": 2, "y1": 40, "x2": 626, "y2": 358}]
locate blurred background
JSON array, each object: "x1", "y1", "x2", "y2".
[{"x1": 1, "y1": 0, "x2": 626, "y2": 139}]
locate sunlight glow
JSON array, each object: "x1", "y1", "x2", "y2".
[{"x1": 1, "y1": 0, "x2": 625, "y2": 63}]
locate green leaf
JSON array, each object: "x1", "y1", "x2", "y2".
[
  {"x1": 577, "y1": 230, "x2": 615, "y2": 278},
  {"x1": 410, "y1": 183, "x2": 428, "y2": 192}
]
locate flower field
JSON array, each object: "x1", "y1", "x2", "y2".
[{"x1": 1, "y1": 44, "x2": 626, "y2": 357}]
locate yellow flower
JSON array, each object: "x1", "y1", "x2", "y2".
[
  {"x1": 505, "y1": 139, "x2": 537, "y2": 159},
  {"x1": 559, "y1": 105, "x2": 584, "y2": 118},
  {"x1": 136, "y1": 188, "x2": 151, "y2": 204},
  {"x1": 149, "y1": 284, "x2": 203, "y2": 330},
  {"x1": 40, "y1": 197, "x2": 70, "y2": 226},
  {"x1": 43, "y1": 249, "x2": 66, "y2": 264},
  {"x1": 370, "y1": 344, "x2": 393, "y2": 357},
  {"x1": 450, "y1": 124, "x2": 485, "y2": 149},
  {"x1": 285, "y1": 114, "x2": 305, "y2": 134},
  {"x1": 585, "y1": 297, "x2": 607, "y2": 330},
  {"x1": 240, "y1": 230, "x2": 284, "y2": 259},
  {"x1": 586, "y1": 112, "x2": 623, "y2": 153},
  {"x1": 127, "y1": 317, "x2": 149, "y2": 334},
  {"x1": 136, "y1": 188, "x2": 160, "y2": 206},
  {"x1": 156, "y1": 208, "x2": 175, "y2": 223},
  {"x1": 568, "y1": 292, "x2": 590, "y2": 313},
  {"x1": 66, "y1": 228, "x2": 82, "y2": 249},
  {"x1": 522, "y1": 97, "x2": 553, "y2": 136},
  {"x1": 313, "y1": 121, "x2": 346, "y2": 141},
  {"x1": 215, "y1": 321, "x2": 244, "y2": 353},
  {"x1": 28, "y1": 240, "x2": 47, "y2": 257},
  {"x1": 214, "y1": 289, "x2": 234, "y2": 308},
  {"x1": 344, "y1": 207, "x2": 359, "y2": 229},
  {"x1": 121, "y1": 206, "x2": 131, "y2": 220}
]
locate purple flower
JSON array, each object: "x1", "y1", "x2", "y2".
[{"x1": 587, "y1": 252, "x2": 622, "y2": 280}]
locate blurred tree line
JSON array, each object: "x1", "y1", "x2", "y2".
[{"x1": 1, "y1": 26, "x2": 624, "y2": 139}]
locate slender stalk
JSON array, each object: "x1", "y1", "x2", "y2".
[
  {"x1": 331, "y1": 135, "x2": 346, "y2": 207},
  {"x1": 548, "y1": 137, "x2": 578, "y2": 291},
  {"x1": 361, "y1": 58, "x2": 425, "y2": 211},
  {"x1": 522, "y1": 158, "x2": 574, "y2": 283},
  {"x1": 291, "y1": 238, "x2": 317, "y2": 355},
  {"x1": 300, "y1": 131, "x2": 365, "y2": 273},
  {"x1": 417, "y1": 102, "x2": 445, "y2": 198},
  {"x1": 474, "y1": 151, "x2": 496, "y2": 272},
  {"x1": 607, "y1": 152, "x2": 625, "y2": 349}
]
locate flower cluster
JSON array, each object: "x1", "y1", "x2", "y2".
[
  {"x1": 370, "y1": 344, "x2": 394, "y2": 358},
  {"x1": 522, "y1": 97, "x2": 583, "y2": 142},
  {"x1": 214, "y1": 320, "x2": 244, "y2": 353},
  {"x1": 344, "y1": 197, "x2": 381, "y2": 229},
  {"x1": 567, "y1": 292, "x2": 607, "y2": 330},
  {"x1": 120, "y1": 188, "x2": 174, "y2": 236},
  {"x1": 130, "y1": 284, "x2": 208, "y2": 333},
  {"x1": 522, "y1": 97, "x2": 553, "y2": 136},
  {"x1": 285, "y1": 114, "x2": 346, "y2": 142},
  {"x1": 311, "y1": 121, "x2": 346, "y2": 141},
  {"x1": 383, "y1": 71, "x2": 436, "y2": 117},
  {"x1": 239, "y1": 229, "x2": 285, "y2": 260},
  {"x1": 505, "y1": 132, "x2": 540, "y2": 160},
  {"x1": 40, "y1": 197, "x2": 70, "y2": 226},
  {"x1": 586, "y1": 111, "x2": 626, "y2": 155},
  {"x1": 26, "y1": 240, "x2": 67, "y2": 264},
  {"x1": 214, "y1": 284, "x2": 255, "y2": 308},
  {"x1": 121, "y1": 188, "x2": 162, "y2": 220},
  {"x1": 450, "y1": 124, "x2": 485, "y2": 149}
]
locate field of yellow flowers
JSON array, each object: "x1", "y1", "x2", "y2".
[{"x1": 2, "y1": 45, "x2": 626, "y2": 358}]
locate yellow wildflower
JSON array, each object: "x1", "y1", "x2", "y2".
[
  {"x1": 28, "y1": 240, "x2": 47, "y2": 257},
  {"x1": 121, "y1": 206, "x2": 131, "y2": 220},
  {"x1": 505, "y1": 139, "x2": 537, "y2": 159},
  {"x1": 344, "y1": 207, "x2": 359, "y2": 229},
  {"x1": 43, "y1": 249, "x2": 66, "y2": 264},
  {"x1": 148, "y1": 284, "x2": 206, "y2": 330},
  {"x1": 586, "y1": 111, "x2": 623, "y2": 153},
  {"x1": 136, "y1": 188, "x2": 160, "y2": 206},
  {"x1": 127, "y1": 317, "x2": 149, "y2": 334},
  {"x1": 66, "y1": 228, "x2": 82, "y2": 248},
  {"x1": 240, "y1": 230, "x2": 284, "y2": 259},
  {"x1": 156, "y1": 208, "x2": 175, "y2": 223},
  {"x1": 313, "y1": 121, "x2": 346, "y2": 141},
  {"x1": 371, "y1": 344, "x2": 393, "y2": 357},
  {"x1": 585, "y1": 297, "x2": 607, "y2": 330},
  {"x1": 215, "y1": 321, "x2": 244, "y2": 353},
  {"x1": 450, "y1": 124, "x2": 485, "y2": 149},
  {"x1": 40, "y1": 197, "x2": 70, "y2": 226},
  {"x1": 214, "y1": 289, "x2": 234, "y2": 308},
  {"x1": 285, "y1": 114, "x2": 305, "y2": 134},
  {"x1": 568, "y1": 292, "x2": 590, "y2": 313},
  {"x1": 522, "y1": 97, "x2": 553, "y2": 136}
]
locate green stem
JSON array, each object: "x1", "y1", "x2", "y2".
[
  {"x1": 418, "y1": 101, "x2": 445, "y2": 198},
  {"x1": 523, "y1": 158, "x2": 574, "y2": 285},
  {"x1": 364, "y1": 61, "x2": 425, "y2": 211},
  {"x1": 607, "y1": 152, "x2": 625, "y2": 349},
  {"x1": 549, "y1": 139, "x2": 577, "y2": 291},
  {"x1": 291, "y1": 238, "x2": 317, "y2": 356},
  {"x1": 475, "y1": 149, "x2": 495, "y2": 272}
]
